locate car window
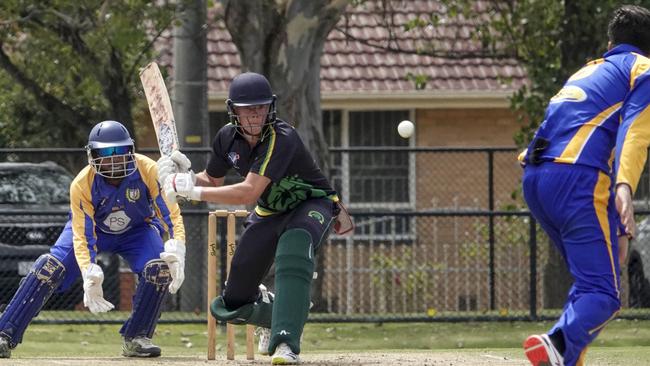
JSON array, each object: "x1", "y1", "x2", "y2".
[{"x1": 0, "y1": 168, "x2": 72, "y2": 204}]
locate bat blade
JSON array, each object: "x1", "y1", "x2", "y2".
[{"x1": 139, "y1": 62, "x2": 179, "y2": 157}]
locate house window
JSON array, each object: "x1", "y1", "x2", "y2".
[{"x1": 323, "y1": 110, "x2": 415, "y2": 240}]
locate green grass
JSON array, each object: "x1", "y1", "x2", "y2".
[{"x1": 9, "y1": 318, "x2": 650, "y2": 360}]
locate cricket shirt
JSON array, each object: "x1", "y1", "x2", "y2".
[
  {"x1": 522, "y1": 44, "x2": 650, "y2": 193},
  {"x1": 206, "y1": 119, "x2": 338, "y2": 216},
  {"x1": 68, "y1": 154, "x2": 184, "y2": 272}
]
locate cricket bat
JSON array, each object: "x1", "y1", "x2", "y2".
[
  {"x1": 139, "y1": 62, "x2": 180, "y2": 157},
  {"x1": 140, "y1": 62, "x2": 185, "y2": 203}
]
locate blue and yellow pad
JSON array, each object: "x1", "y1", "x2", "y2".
[
  {"x1": 120, "y1": 259, "x2": 171, "y2": 339},
  {"x1": 0, "y1": 254, "x2": 65, "y2": 347}
]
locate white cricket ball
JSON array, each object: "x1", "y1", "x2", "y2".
[{"x1": 397, "y1": 120, "x2": 415, "y2": 138}]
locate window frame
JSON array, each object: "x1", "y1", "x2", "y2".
[{"x1": 325, "y1": 109, "x2": 417, "y2": 240}]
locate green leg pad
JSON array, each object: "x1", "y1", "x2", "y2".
[
  {"x1": 269, "y1": 228, "x2": 314, "y2": 355},
  {"x1": 210, "y1": 295, "x2": 272, "y2": 328}
]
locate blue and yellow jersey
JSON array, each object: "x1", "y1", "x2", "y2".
[
  {"x1": 69, "y1": 153, "x2": 184, "y2": 272},
  {"x1": 206, "y1": 119, "x2": 338, "y2": 216},
  {"x1": 521, "y1": 44, "x2": 650, "y2": 193}
]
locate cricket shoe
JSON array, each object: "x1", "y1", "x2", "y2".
[
  {"x1": 122, "y1": 336, "x2": 161, "y2": 357},
  {"x1": 257, "y1": 284, "x2": 273, "y2": 355},
  {"x1": 256, "y1": 327, "x2": 272, "y2": 355},
  {"x1": 523, "y1": 334, "x2": 564, "y2": 366},
  {"x1": 271, "y1": 342, "x2": 300, "y2": 365},
  {"x1": 0, "y1": 334, "x2": 10, "y2": 358}
]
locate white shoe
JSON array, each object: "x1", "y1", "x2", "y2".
[
  {"x1": 256, "y1": 327, "x2": 271, "y2": 355},
  {"x1": 271, "y1": 343, "x2": 299, "y2": 365},
  {"x1": 0, "y1": 335, "x2": 11, "y2": 359},
  {"x1": 122, "y1": 336, "x2": 161, "y2": 357},
  {"x1": 523, "y1": 334, "x2": 564, "y2": 366}
]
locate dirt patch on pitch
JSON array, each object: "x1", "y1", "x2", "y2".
[{"x1": 3, "y1": 351, "x2": 528, "y2": 365}]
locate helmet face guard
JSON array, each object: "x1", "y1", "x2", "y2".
[
  {"x1": 86, "y1": 120, "x2": 137, "y2": 179},
  {"x1": 226, "y1": 96, "x2": 277, "y2": 139},
  {"x1": 86, "y1": 145, "x2": 137, "y2": 179}
]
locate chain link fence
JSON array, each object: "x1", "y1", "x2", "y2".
[{"x1": 1, "y1": 147, "x2": 649, "y2": 323}]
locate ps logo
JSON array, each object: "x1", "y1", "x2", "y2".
[{"x1": 103, "y1": 210, "x2": 131, "y2": 233}]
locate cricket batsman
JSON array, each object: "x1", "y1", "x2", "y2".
[{"x1": 158, "y1": 72, "x2": 351, "y2": 364}]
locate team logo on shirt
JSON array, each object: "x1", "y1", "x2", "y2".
[
  {"x1": 103, "y1": 210, "x2": 131, "y2": 233},
  {"x1": 228, "y1": 152, "x2": 240, "y2": 168},
  {"x1": 550, "y1": 85, "x2": 587, "y2": 103},
  {"x1": 308, "y1": 210, "x2": 325, "y2": 225},
  {"x1": 125, "y1": 188, "x2": 140, "y2": 203}
]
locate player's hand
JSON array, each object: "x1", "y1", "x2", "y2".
[
  {"x1": 157, "y1": 151, "x2": 192, "y2": 184},
  {"x1": 616, "y1": 183, "x2": 636, "y2": 239},
  {"x1": 164, "y1": 172, "x2": 202, "y2": 201},
  {"x1": 160, "y1": 239, "x2": 186, "y2": 294},
  {"x1": 82, "y1": 263, "x2": 115, "y2": 314}
]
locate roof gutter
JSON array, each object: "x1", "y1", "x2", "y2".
[{"x1": 208, "y1": 90, "x2": 515, "y2": 111}]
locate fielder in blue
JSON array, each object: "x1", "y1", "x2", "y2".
[
  {"x1": 0, "y1": 120, "x2": 186, "y2": 358},
  {"x1": 520, "y1": 5, "x2": 650, "y2": 366}
]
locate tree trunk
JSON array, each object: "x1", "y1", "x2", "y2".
[{"x1": 222, "y1": 0, "x2": 347, "y2": 168}]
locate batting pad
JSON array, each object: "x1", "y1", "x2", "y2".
[
  {"x1": 120, "y1": 259, "x2": 171, "y2": 339},
  {"x1": 269, "y1": 228, "x2": 314, "y2": 355},
  {"x1": 0, "y1": 254, "x2": 65, "y2": 347},
  {"x1": 210, "y1": 295, "x2": 273, "y2": 328}
]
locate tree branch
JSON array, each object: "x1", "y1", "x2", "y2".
[
  {"x1": 333, "y1": 25, "x2": 517, "y2": 60},
  {"x1": 0, "y1": 43, "x2": 92, "y2": 129}
]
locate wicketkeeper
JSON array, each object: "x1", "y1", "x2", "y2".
[
  {"x1": 0, "y1": 120, "x2": 186, "y2": 358},
  {"x1": 159, "y1": 72, "x2": 351, "y2": 365}
]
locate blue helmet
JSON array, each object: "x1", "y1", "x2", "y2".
[
  {"x1": 85, "y1": 120, "x2": 136, "y2": 178},
  {"x1": 226, "y1": 72, "x2": 277, "y2": 138}
]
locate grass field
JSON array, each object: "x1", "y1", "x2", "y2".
[{"x1": 5, "y1": 319, "x2": 650, "y2": 365}]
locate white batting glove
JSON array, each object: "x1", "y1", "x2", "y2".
[
  {"x1": 82, "y1": 263, "x2": 115, "y2": 314},
  {"x1": 159, "y1": 239, "x2": 186, "y2": 294},
  {"x1": 157, "y1": 150, "x2": 192, "y2": 184},
  {"x1": 164, "y1": 172, "x2": 202, "y2": 201}
]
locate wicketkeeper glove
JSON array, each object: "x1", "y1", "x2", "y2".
[
  {"x1": 82, "y1": 263, "x2": 115, "y2": 314},
  {"x1": 157, "y1": 150, "x2": 192, "y2": 184},
  {"x1": 159, "y1": 239, "x2": 186, "y2": 294},
  {"x1": 164, "y1": 172, "x2": 202, "y2": 201}
]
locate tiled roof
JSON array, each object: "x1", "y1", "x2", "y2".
[{"x1": 160, "y1": 0, "x2": 527, "y2": 96}]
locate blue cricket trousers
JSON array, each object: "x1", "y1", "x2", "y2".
[
  {"x1": 523, "y1": 162, "x2": 621, "y2": 366},
  {"x1": 50, "y1": 221, "x2": 165, "y2": 292}
]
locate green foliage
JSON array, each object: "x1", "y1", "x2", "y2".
[
  {"x1": 399, "y1": 1, "x2": 650, "y2": 146},
  {"x1": 0, "y1": 0, "x2": 183, "y2": 147},
  {"x1": 482, "y1": 0, "x2": 650, "y2": 146},
  {"x1": 405, "y1": 72, "x2": 428, "y2": 90}
]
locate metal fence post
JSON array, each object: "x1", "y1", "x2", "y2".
[
  {"x1": 529, "y1": 216, "x2": 538, "y2": 320},
  {"x1": 488, "y1": 150, "x2": 495, "y2": 311}
]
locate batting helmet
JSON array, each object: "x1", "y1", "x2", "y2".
[
  {"x1": 85, "y1": 120, "x2": 137, "y2": 178},
  {"x1": 226, "y1": 72, "x2": 277, "y2": 137}
]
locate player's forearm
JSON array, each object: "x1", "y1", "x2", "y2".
[
  {"x1": 199, "y1": 182, "x2": 258, "y2": 205},
  {"x1": 194, "y1": 171, "x2": 224, "y2": 188}
]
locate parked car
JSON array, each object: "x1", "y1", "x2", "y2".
[
  {"x1": 628, "y1": 216, "x2": 650, "y2": 308},
  {"x1": 0, "y1": 161, "x2": 119, "y2": 310}
]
